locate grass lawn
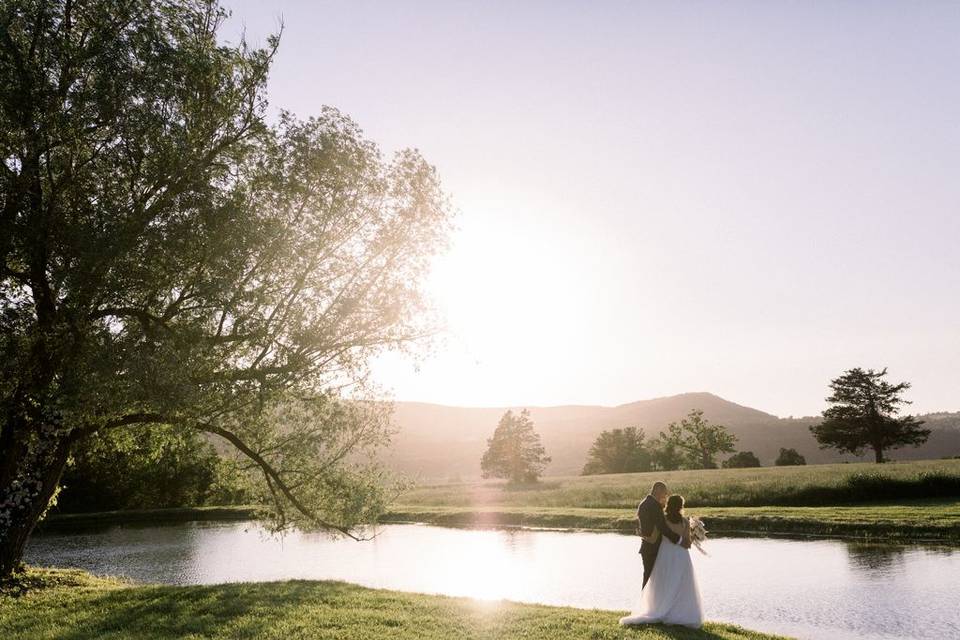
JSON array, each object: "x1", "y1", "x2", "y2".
[{"x1": 1, "y1": 568, "x2": 790, "y2": 640}]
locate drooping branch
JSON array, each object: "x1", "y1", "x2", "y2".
[
  {"x1": 191, "y1": 419, "x2": 367, "y2": 541},
  {"x1": 91, "y1": 409, "x2": 374, "y2": 540}
]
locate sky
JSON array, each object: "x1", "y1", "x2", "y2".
[{"x1": 222, "y1": 1, "x2": 960, "y2": 417}]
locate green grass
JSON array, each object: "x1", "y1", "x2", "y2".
[
  {"x1": 400, "y1": 459, "x2": 960, "y2": 509},
  {"x1": 1, "y1": 568, "x2": 789, "y2": 640}
]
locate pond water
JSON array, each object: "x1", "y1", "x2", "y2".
[{"x1": 26, "y1": 521, "x2": 960, "y2": 640}]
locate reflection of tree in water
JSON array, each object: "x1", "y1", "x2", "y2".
[
  {"x1": 845, "y1": 541, "x2": 907, "y2": 574},
  {"x1": 845, "y1": 541, "x2": 958, "y2": 575},
  {"x1": 498, "y1": 527, "x2": 534, "y2": 554}
]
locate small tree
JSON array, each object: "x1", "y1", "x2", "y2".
[
  {"x1": 775, "y1": 448, "x2": 806, "y2": 466},
  {"x1": 582, "y1": 427, "x2": 651, "y2": 475},
  {"x1": 722, "y1": 451, "x2": 761, "y2": 468},
  {"x1": 810, "y1": 368, "x2": 930, "y2": 463},
  {"x1": 481, "y1": 410, "x2": 550, "y2": 483},
  {"x1": 659, "y1": 410, "x2": 737, "y2": 469}
]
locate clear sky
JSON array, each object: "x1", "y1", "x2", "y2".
[{"x1": 223, "y1": 1, "x2": 960, "y2": 417}]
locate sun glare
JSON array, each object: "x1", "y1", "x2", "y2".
[{"x1": 370, "y1": 197, "x2": 614, "y2": 405}]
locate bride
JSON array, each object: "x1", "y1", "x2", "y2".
[{"x1": 620, "y1": 494, "x2": 704, "y2": 628}]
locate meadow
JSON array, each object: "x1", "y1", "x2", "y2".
[
  {"x1": 399, "y1": 459, "x2": 960, "y2": 509},
  {"x1": 390, "y1": 459, "x2": 960, "y2": 540},
  {"x1": 1, "y1": 568, "x2": 788, "y2": 640}
]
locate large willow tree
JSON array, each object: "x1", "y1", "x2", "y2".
[{"x1": 0, "y1": 0, "x2": 451, "y2": 576}]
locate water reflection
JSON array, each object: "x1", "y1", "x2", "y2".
[
  {"x1": 845, "y1": 541, "x2": 907, "y2": 573},
  {"x1": 26, "y1": 522, "x2": 960, "y2": 640},
  {"x1": 844, "y1": 539, "x2": 957, "y2": 575}
]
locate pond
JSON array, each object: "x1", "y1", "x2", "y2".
[{"x1": 25, "y1": 521, "x2": 960, "y2": 640}]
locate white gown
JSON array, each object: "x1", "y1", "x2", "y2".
[{"x1": 619, "y1": 518, "x2": 704, "y2": 628}]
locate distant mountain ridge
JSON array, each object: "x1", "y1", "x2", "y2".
[{"x1": 383, "y1": 392, "x2": 960, "y2": 480}]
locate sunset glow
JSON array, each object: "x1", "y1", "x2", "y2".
[{"x1": 226, "y1": 0, "x2": 960, "y2": 417}]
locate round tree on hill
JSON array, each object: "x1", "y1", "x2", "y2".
[
  {"x1": 481, "y1": 410, "x2": 551, "y2": 483},
  {"x1": 810, "y1": 368, "x2": 930, "y2": 464},
  {"x1": 775, "y1": 448, "x2": 806, "y2": 466},
  {"x1": 0, "y1": 0, "x2": 452, "y2": 577},
  {"x1": 722, "y1": 451, "x2": 761, "y2": 468},
  {"x1": 581, "y1": 427, "x2": 651, "y2": 475}
]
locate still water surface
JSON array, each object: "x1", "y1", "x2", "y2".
[{"x1": 26, "y1": 521, "x2": 960, "y2": 640}]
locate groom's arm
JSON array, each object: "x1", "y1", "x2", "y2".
[
  {"x1": 654, "y1": 507, "x2": 681, "y2": 544},
  {"x1": 654, "y1": 507, "x2": 691, "y2": 548}
]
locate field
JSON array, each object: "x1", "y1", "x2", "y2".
[
  {"x1": 390, "y1": 460, "x2": 960, "y2": 540},
  {"x1": 399, "y1": 459, "x2": 960, "y2": 508},
  {"x1": 0, "y1": 568, "x2": 788, "y2": 640}
]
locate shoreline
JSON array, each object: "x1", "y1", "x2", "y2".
[
  {"x1": 1, "y1": 567, "x2": 792, "y2": 640},
  {"x1": 382, "y1": 503, "x2": 960, "y2": 543},
  {"x1": 40, "y1": 501, "x2": 960, "y2": 543}
]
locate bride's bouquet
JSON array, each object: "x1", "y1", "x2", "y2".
[{"x1": 688, "y1": 516, "x2": 708, "y2": 555}]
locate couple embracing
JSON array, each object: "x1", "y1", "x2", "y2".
[{"x1": 619, "y1": 481, "x2": 704, "y2": 628}]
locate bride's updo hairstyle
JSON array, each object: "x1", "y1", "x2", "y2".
[{"x1": 665, "y1": 494, "x2": 684, "y2": 523}]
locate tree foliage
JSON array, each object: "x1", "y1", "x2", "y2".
[
  {"x1": 648, "y1": 437, "x2": 685, "y2": 471},
  {"x1": 480, "y1": 410, "x2": 550, "y2": 484},
  {"x1": 658, "y1": 410, "x2": 737, "y2": 470},
  {"x1": 809, "y1": 368, "x2": 930, "y2": 463},
  {"x1": 774, "y1": 447, "x2": 806, "y2": 466},
  {"x1": 722, "y1": 450, "x2": 761, "y2": 469},
  {"x1": 0, "y1": 0, "x2": 451, "y2": 575},
  {"x1": 581, "y1": 427, "x2": 651, "y2": 476},
  {"x1": 58, "y1": 425, "x2": 249, "y2": 513}
]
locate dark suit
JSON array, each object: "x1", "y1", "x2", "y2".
[{"x1": 637, "y1": 494, "x2": 681, "y2": 588}]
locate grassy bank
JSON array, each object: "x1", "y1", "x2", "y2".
[
  {"x1": 383, "y1": 499, "x2": 960, "y2": 541},
  {"x1": 41, "y1": 499, "x2": 960, "y2": 541},
  {"x1": 1, "y1": 568, "x2": 789, "y2": 640},
  {"x1": 40, "y1": 505, "x2": 262, "y2": 531},
  {"x1": 402, "y1": 459, "x2": 960, "y2": 509}
]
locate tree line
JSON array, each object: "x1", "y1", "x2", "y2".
[
  {"x1": 58, "y1": 367, "x2": 933, "y2": 506},
  {"x1": 479, "y1": 368, "x2": 930, "y2": 481}
]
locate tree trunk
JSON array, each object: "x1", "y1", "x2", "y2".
[
  {"x1": 873, "y1": 446, "x2": 885, "y2": 464},
  {"x1": 0, "y1": 436, "x2": 72, "y2": 578}
]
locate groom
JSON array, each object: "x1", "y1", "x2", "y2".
[{"x1": 637, "y1": 481, "x2": 690, "y2": 587}]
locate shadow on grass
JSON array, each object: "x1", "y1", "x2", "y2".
[
  {"x1": 53, "y1": 581, "x2": 347, "y2": 640},
  {"x1": 12, "y1": 578, "x2": 782, "y2": 640}
]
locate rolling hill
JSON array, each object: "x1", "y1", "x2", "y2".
[{"x1": 381, "y1": 392, "x2": 960, "y2": 479}]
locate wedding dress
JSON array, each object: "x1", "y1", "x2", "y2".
[{"x1": 619, "y1": 517, "x2": 704, "y2": 628}]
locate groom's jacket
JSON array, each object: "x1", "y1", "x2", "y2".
[{"x1": 637, "y1": 495, "x2": 681, "y2": 546}]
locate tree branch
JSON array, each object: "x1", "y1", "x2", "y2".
[{"x1": 192, "y1": 420, "x2": 367, "y2": 541}]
